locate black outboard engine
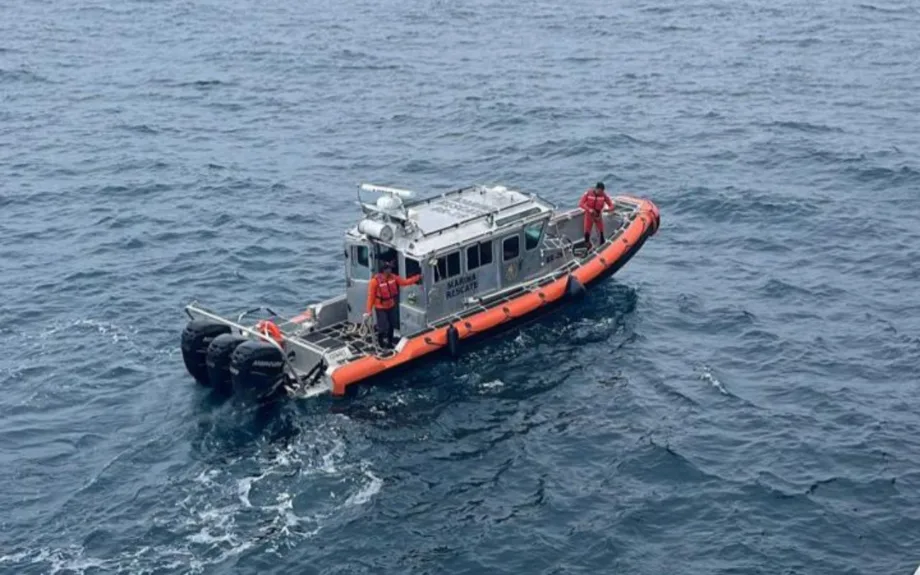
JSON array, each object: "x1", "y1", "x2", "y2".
[
  {"x1": 230, "y1": 340, "x2": 287, "y2": 402},
  {"x1": 206, "y1": 333, "x2": 248, "y2": 396},
  {"x1": 181, "y1": 319, "x2": 231, "y2": 386}
]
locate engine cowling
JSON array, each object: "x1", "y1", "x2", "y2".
[
  {"x1": 230, "y1": 340, "x2": 287, "y2": 402},
  {"x1": 206, "y1": 333, "x2": 248, "y2": 396},
  {"x1": 181, "y1": 319, "x2": 231, "y2": 386}
]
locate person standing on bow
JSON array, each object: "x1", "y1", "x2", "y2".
[
  {"x1": 579, "y1": 181, "x2": 615, "y2": 248},
  {"x1": 365, "y1": 261, "x2": 420, "y2": 350}
]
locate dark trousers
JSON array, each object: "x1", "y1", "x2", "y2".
[
  {"x1": 374, "y1": 306, "x2": 398, "y2": 348},
  {"x1": 583, "y1": 212, "x2": 605, "y2": 245}
]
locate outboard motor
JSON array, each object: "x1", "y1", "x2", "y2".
[
  {"x1": 230, "y1": 340, "x2": 287, "y2": 402},
  {"x1": 181, "y1": 319, "x2": 231, "y2": 386},
  {"x1": 206, "y1": 333, "x2": 248, "y2": 396}
]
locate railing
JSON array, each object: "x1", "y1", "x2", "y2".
[{"x1": 185, "y1": 302, "x2": 325, "y2": 376}]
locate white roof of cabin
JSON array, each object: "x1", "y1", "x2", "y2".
[{"x1": 349, "y1": 185, "x2": 555, "y2": 257}]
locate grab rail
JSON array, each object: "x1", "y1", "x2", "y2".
[{"x1": 184, "y1": 303, "x2": 324, "y2": 387}]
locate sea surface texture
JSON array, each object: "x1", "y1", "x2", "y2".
[{"x1": 1, "y1": 0, "x2": 918, "y2": 573}]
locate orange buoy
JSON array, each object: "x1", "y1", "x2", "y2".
[{"x1": 255, "y1": 320, "x2": 284, "y2": 344}]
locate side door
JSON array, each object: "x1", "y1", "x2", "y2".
[
  {"x1": 345, "y1": 241, "x2": 373, "y2": 324},
  {"x1": 518, "y1": 218, "x2": 549, "y2": 281},
  {"x1": 425, "y1": 249, "x2": 463, "y2": 323},
  {"x1": 398, "y1": 254, "x2": 427, "y2": 336},
  {"x1": 465, "y1": 239, "x2": 498, "y2": 296},
  {"x1": 498, "y1": 230, "x2": 523, "y2": 289}
]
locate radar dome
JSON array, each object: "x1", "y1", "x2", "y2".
[{"x1": 376, "y1": 194, "x2": 403, "y2": 211}]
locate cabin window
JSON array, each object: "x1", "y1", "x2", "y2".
[
  {"x1": 435, "y1": 251, "x2": 462, "y2": 282},
  {"x1": 356, "y1": 245, "x2": 369, "y2": 267},
  {"x1": 447, "y1": 251, "x2": 461, "y2": 277},
  {"x1": 480, "y1": 241, "x2": 493, "y2": 266},
  {"x1": 466, "y1": 240, "x2": 493, "y2": 271},
  {"x1": 467, "y1": 244, "x2": 479, "y2": 270},
  {"x1": 436, "y1": 257, "x2": 447, "y2": 282},
  {"x1": 525, "y1": 222, "x2": 543, "y2": 251},
  {"x1": 351, "y1": 245, "x2": 370, "y2": 280},
  {"x1": 405, "y1": 257, "x2": 421, "y2": 278},
  {"x1": 502, "y1": 235, "x2": 520, "y2": 261}
]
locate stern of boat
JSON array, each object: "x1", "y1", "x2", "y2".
[{"x1": 179, "y1": 298, "x2": 350, "y2": 401}]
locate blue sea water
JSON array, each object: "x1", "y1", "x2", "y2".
[{"x1": 2, "y1": 0, "x2": 919, "y2": 573}]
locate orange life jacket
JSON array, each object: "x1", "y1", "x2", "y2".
[
  {"x1": 375, "y1": 273, "x2": 399, "y2": 302},
  {"x1": 583, "y1": 190, "x2": 608, "y2": 213}
]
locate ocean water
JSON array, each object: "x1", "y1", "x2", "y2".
[{"x1": 1, "y1": 0, "x2": 919, "y2": 573}]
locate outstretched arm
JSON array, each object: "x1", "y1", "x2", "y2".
[{"x1": 398, "y1": 274, "x2": 421, "y2": 286}]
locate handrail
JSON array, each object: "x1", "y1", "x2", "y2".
[
  {"x1": 185, "y1": 303, "x2": 324, "y2": 381},
  {"x1": 417, "y1": 196, "x2": 537, "y2": 239},
  {"x1": 420, "y1": 211, "x2": 551, "y2": 260}
]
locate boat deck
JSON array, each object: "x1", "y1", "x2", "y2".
[{"x1": 299, "y1": 322, "x2": 379, "y2": 356}]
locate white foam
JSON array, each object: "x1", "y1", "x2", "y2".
[
  {"x1": 187, "y1": 539, "x2": 254, "y2": 574},
  {"x1": 47, "y1": 547, "x2": 105, "y2": 575},
  {"x1": 23, "y1": 317, "x2": 182, "y2": 366},
  {"x1": 481, "y1": 379, "x2": 504, "y2": 390},
  {"x1": 345, "y1": 470, "x2": 383, "y2": 507},
  {"x1": 700, "y1": 367, "x2": 728, "y2": 395},
  {"x1": 0, "y1": 550, "x2": 31, "y2": 563},
  {"x1": 188, "y1": 528, "x2": 235, "y2": 546},
  {"x1": 2, "y1": 420, "x2": 380, "y2": 574},
  {"x1": 318, "y1": 437, "x2": 345, "y2": 474},
  {"x1": 237, "y1": 473, "x2": 265, "y2": 507},
  {"x1": 255, "y1": 491, "x2": 324, "y2": 543},
  {"x1": 194, "y1": 469, "x2": 220, "y2": 486},
  {"x1": 1, "y1": 546, "x2": 105, "y2": 575}
]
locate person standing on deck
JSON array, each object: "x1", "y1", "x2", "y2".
[
  {"x1": 365, "y1": 261, "x2": 420, "y2": 350},
  {"x1": 579, "y1": 181, "x2": 615, "y2": 248}
]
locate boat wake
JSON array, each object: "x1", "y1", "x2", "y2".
[{"x1": 0, "y1": 414, "x2": 382, "y2": 574}]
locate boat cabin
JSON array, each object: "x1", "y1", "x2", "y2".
[{"x1": 344, "y1": 184, "x2": 556, "y2": 337}]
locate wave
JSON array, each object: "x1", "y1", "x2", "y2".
[
  {"x1": 0, "y1": 67, "x2": 50, "y2": 84},
  {"x1": 669, "y1": 185, "x2": 821, "y2": 222},
  {"x1": 857, "y1": 3, "x2": 918, "y2": 14},
  {"x1": 114, "y1": 123, "x2": 160, "y2": 135},
  {"x1": 760, "y1": 278, "x2": 814, "y2": 299},
  {"x1": 845, "y1": 164, "x2": 919, "y2": 186},
  {"x1": 761, "y1": 120, "x2": 845, "y2": 134}
]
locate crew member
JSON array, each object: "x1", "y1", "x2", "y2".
[
  {"x1": 579, "y1": 181, "x2": 614, "y2": 248},
  {"x1": 365, "y1": 261, "x2": 421, "y2": 349}
]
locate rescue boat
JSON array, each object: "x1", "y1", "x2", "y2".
[{"x1": 180, "y1": 183, "x2": 660, "y2": 401}]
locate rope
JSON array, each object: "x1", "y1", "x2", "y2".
[{"x1": 344, "y1": 312, "x2": 395, "y2": 359}]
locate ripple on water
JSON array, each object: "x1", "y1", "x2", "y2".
[{"x1": 2, "y1": 0, "x2": 920, "y2": 573}]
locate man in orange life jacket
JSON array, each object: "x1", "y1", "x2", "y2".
[
  {"x1": 579, "y1": 181, "x2": 615, "y2": 248},
  {"x1": 364, "y1": 261, "x2": 421, "y2": 349}
]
